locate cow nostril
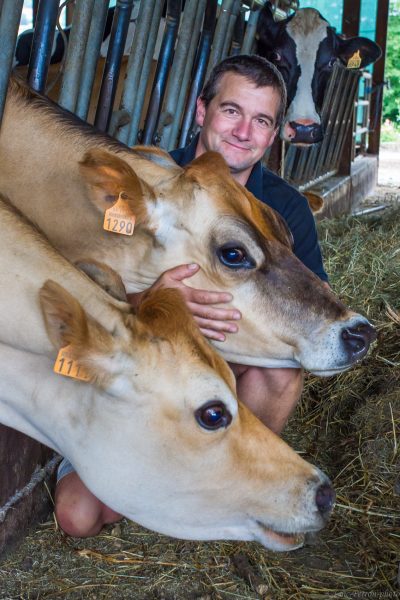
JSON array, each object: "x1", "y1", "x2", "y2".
[
  {"x1": 341, "y1": 322, "x2": 376, "y2": 359},
  {"x1": 315, "y1": 483, "x2": 336, "y2": 516},
  {"x1": 289, "y1": 121, "x2": 323, "y2": 144}
]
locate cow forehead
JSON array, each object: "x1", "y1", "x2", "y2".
[
  {"x1": 287, "y1": 8, "x2": 329, "y2": 40},
  {"x1": 190, "y1": 174, "x2": 291, "y2": 247}
]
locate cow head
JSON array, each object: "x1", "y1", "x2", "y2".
[
  {"x1": 38, "y1": 281, "x2": 335, "y2": 550},
  {"x1": 80, "y1": 148, "x2": 376, "y2": 376},
  {"x1": 256, "y1": 3, "x2": 381, "y2": 145}
]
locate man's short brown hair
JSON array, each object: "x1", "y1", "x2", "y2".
[{"x1": 200, "y1": 54, "x2": 287, "y2": 129}]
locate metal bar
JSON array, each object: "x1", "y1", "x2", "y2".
[
  {"x1": 27, "y1": 0, "x2": 60, "y2": 93},
  {"x1": 230, "y1": 8, "x2": 246, "y2": 56},
  {"x1": 331, "y1": 72, "x2": 360, "y2": 169},
  {"x1": 206, "y1": 0, "x2": 236, "y2": 77},
  {"x1": 221, "y1": 0, "x2": 241, "y2": 59},
  {"x1": 240, "y1": 8, "x2": 260, "y2": 54},
  {"x1": 124, "y1": 0, "x2": 164, "y2": 144},
  {"x1": 159, "y1": 0, "x2": 201, "y2": 149},
  {"x1": 368, "y1": 0, "x2": 389, "y2": 154},
  {"x1": 166, "y1": 0, "x2": 206, "y2": 149},
  {"x1": 116, "y1": 0, "x2": 157, "y2": 144},
  {"x1": 313, "y1": 66, "x2": 346, "y2": 176},
  {"x1": 0, "y1": 0, "x2": 24, "y2": 124},
  {"x1": 178, "y1": 0, "x2": 217, "y2": 147},
  {"x1": 75, "y1": 0, "x2": 110, "y2": 121},
  {"x1": 94, "y1": 0, "x2": 134, "y2": 132},
  {"x1": 58, "y1": 0, "x2": 95, "y2": 113},
  {"x1": 141, "y1": 0, "x2": 182, "y2": 145}
]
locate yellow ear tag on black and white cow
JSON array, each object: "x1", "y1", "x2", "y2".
[
  {"x1": 54, "y1": 345, "x2": 91, "y2": 382},
  {"x1": 347, "y1": 50, "x2": 362, "y2": 69},
  {"x1": 103, "y1": 192, "x2": 135, "y2": 236}
]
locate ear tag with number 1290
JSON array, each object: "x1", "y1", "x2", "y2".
[{"x1": 103, "y1": 192, "x2": 136, "y2": 236}]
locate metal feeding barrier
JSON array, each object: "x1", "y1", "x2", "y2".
[{"x1": 0, "y1": 0, "x2": 369, "y2": 189}]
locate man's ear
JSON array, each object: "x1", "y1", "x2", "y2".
[
  {"x1": 39, "y1": 280, "x2": 129, "y2": 387},
  {"x1": 195, "y1": 97, "x2": 207, "y2": 127},
  {"x1": 79, "y1": 149, "x2": 152, "y2": 223}
]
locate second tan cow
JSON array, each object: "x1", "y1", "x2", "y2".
[
  {"x1": 0, "y1": 76, "x2": 375, "y2": 375},
  {"x1": 0, "y1": 195, "x2": 335, "y2": 551}
]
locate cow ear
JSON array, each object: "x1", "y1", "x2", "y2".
[
  {"x1": 256, "y1": 2, "x2": 290, "y2": 48},
  {"x1": 184, "y1": 151, "x2": 231, "y2": 178},
  {"x1": 79, "y1": 149, "x2": 152, "y2": 223},
  {"x1": 39, "y1": 280, "x2": 132, "y2": 388},
  {"x1": 304, "y1": 191, "x2": 324, "y2": 214},
  {"x1": 75, "y1": 259, "x2": 128, "y2": 302},
  {"x1": 337, "y1": 36, "x2": 382, "y2": 69}
]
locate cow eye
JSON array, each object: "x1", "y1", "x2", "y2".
[
  {"x1": 195, "y1": 401, "x2": 232, "y2": 430},
  {"x1": 217, "y1": 244, "x2": 255, "y2": 269},
  {"x1": 328, "y1": 58, "x2": 337, "y2": 68}
]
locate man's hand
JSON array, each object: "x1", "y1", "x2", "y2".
[{"x1": 127, "y1": 263, "x2": 241, "y2": 341}]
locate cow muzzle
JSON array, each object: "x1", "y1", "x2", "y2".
[
  {"x1": 253, "y1": 470, "x2": 335, "y2": 551},
  {"x1": 285, "y1": 120, "x2": 324, "y2": 145}
]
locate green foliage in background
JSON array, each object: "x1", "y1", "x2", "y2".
[{"x1": 383, "y1": 4, "x2": 400, "y2": 124}]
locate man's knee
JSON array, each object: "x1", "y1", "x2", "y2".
[{"x1": 55, "y1": 474, "x2": 105, "y2": 538}]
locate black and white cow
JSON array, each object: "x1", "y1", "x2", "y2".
[{"x1": 256, "y1": 3, "x2": 382, "y2": 145}]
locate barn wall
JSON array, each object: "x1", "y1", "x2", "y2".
[{"x1": 0, "y1": 426, "x2": 57, "y2": 556}]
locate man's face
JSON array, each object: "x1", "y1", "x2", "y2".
[{"x1": 195, "y1": 72, "x2": 280, "y2": 177}]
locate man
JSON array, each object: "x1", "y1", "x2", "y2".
[{"x1": 55, "y1": 54, "x2": 328, "y2": 537}]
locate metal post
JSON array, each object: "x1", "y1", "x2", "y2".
[
  {"x1": 206, "y1": 0, "x2": 236, "y2": 77},
  {"x1": 58, "y1": 0, "x2": 95, "y2": 113},
  {"x1": 94, "y1": 0, "x2": 134, "y2": 132},
  {"x1": 117, "y1": 0, "x2": 156, "y2": 145},
  {"x1": 178, "y1": 0, "x2": 217, "y2": 147},
  {"x1": 141, "y1": 0, "x2": 182, "y2": 145},
  {"x1": 240, "y1": 6, "x2": 260, "y2": 54},
  {"x1": 27, "y1": 0, "x2": 60, "y2": 93},
  {"x1": 159, "y1": 0, "x2": 202, "y2": 149},
  {"x1": 75, "y1": 0, "x2": 110, "y2": 121},
  {"x1": 221, "y1": 0, "x2": 241, "y2": 59},
  {"x1": 0, "y1": 0, "x2": 24, "y2": 125}
]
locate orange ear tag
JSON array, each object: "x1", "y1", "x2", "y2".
[
  {"x1": 347, "y1": 50, "x2": 362, "y2": 69},
  {"x1": 54, "y1": 345, "x2": 91, "y2": 382},
  {"x1": 103, "y1": 192, "x2": 135, "y2": 236}
]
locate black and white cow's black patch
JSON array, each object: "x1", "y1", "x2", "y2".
[{"x1": 256, "y1": 3, "x2": 382, "y2": 144}]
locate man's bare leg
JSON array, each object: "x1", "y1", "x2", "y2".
[
  {"x1": 55, "y1": 472, "x2": 121, "y2": 537},
  {"x1": 229, "y1": 365, "x2": 304, "y2": 435}
]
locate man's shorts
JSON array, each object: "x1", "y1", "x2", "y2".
[{"x1": 57, "y1": 457, "x2": 75, "y2": 482}]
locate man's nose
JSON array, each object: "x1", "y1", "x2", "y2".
[{"x1": 232, "y1": 118, "x2": 252, "y2": 140}]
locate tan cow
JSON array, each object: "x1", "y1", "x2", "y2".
[
  {"x1": 0, "y1": 196, "x2": 335, "y2": 551},
  {"x1": 0, "y1": 76, "x2": 375, "y2": 375}
]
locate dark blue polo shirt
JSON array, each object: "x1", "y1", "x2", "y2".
[{"x1": 170, "y1": 135, "x2": 328, "y2": 282}]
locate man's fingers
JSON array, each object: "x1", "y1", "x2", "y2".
[
  {"x1": 198, "y1": 327, "x2": 226, "y2": 342},
  {"x1": 194, "y1": 316, "x2": 239, "y2": 334},
  {"x1": 162, "y1": 263, "x2": 200, "y2": 283},
  {"x1": 187, "y1": 288, "x2": 233, "y2": 305},
  {"x1": 188, "y1": 302, "x2": 241, "y2": 322}
]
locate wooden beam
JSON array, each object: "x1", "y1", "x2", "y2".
[
  {"x1": 342, "y1": 0, "x2": 361, "y2": 36},
  {"x1": 368, "y1": 0, "x2": 389, "y2": 155}
]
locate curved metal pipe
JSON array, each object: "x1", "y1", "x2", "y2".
[
  {"x1": 178, "y1": 0, "x2": 217, "y2": 147},
  {"x1": 94, "y1": 0, "x2": 134, "y2": 132},
  {"x1": 142, "y1": 0, "x2": 181, "y2": 145},
  {"x1": 27, "y1": 0, "x2": 60, "y2": 93}
]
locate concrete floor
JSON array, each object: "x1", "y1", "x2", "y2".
[{"x1": 378, "y1": 143, "x2": 400, "y2": 186}]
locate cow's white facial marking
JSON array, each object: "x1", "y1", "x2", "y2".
[{"x1": 286, "y1": 14, "x2": 329, "y2": 124}]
